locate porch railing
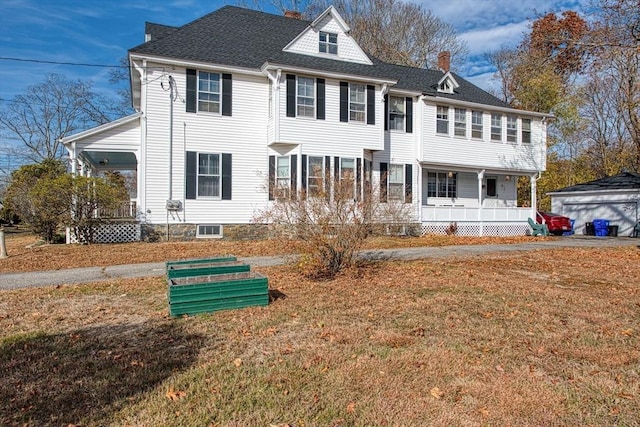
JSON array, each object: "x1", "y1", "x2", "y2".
[
  {"x1": 422, "y1": 206, "x2": 533, "y2": 222},
  {"x1": 97, "y1": 200, "x2": 137, "y2": 219}
]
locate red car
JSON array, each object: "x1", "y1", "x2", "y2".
[{"x1": 537, "y1": 211, "x2": 572, "y2": 236}]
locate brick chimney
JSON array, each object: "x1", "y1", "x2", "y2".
[
  {"x1": 284, "y1": 10, "x2": 302, "y2": 19},
  {"x1": 438, "y1": 51, "x2": 451, "y2": 72}
]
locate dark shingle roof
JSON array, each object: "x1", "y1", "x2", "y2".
[
  {"x1": 144, "y1": 22, "x2": 179, "y2": 41},
  {"x1": 553, "y1": 172, "x2": 640, "y2": 193},
  {"x1": 130, "y1": 6, "x2": 510, "y2": 108}
]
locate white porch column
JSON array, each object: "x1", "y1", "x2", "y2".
[
  {"x1": 477, "y1": 169, "x2": 485, "y2": 236},
  {"x1": 70, "y1": 142, "x2": 77, "y2": 175},
  {"x1": 530, "y1": 174, "x2": 538, "y2": 219}
]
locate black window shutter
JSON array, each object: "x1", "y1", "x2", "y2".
[
  {"x1": 356, "y1": 158, "x2": 362, "y2": 201},
  {"x1": 380, "y1": 162, "x2": 388, "y2": 203},
  {"x1": 186, "y1": 151, "x2": 197, "y2": 199},
  {"x1": 316, "y1": 79, "x2": 325, "y2": 120},
  {"x1": 301, "y1": 155, "x2": 307, "y2": 191},
  {"x1": 221, "y1": 153, "x2": 232, "y2": 200},
  {"x1": 290, "y1": 154, "x2": 297, "y2": 197},
  {"x1": 384, "y1": 94, "x2": 389, "y2": 131},
  {"x1": 186, "y1": 69, "x2": 197, "y2": 113},
  {"x1": 366, "y1": 85, "x2": 375, "y2": 125},
  {"x1": 339, "y1": 82, "x2": 348, "y2": 122},
  {"x1": 222, "y1": 74, "x2": 232, "y2": 116},
  {"x1": 405, "y1": 164, "x2": 413, "y2": 203},
  {"x1": 286, "y1": 74, "x2": 296, "y2": 117},
  {"x1": 405, "y1": 97, "x2": 413, "y2": 133},
  {"x1": 324, "y1": 155, "x2": 331, "y2": 196},
  {"x1": 334, "y1": 156, "x2": 340, "y2": 182},
  {"x1": 268, "y1": 155, "x2": 275, "y2": 200}
]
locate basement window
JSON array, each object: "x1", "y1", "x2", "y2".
[{"x1": 197, "y1": 224, "x2": 223, "y2": 238}]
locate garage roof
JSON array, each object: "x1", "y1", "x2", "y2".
[{"x1": 551, "y1": 172, "x2": 640, "y2": 193}]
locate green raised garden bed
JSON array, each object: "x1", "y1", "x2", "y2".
[
  {"x1": 166, "y1": 260, "x2": 249, "y2": 279},
  {"x1": 168, "y1": 271, "x2": 269, "y2": 317}
]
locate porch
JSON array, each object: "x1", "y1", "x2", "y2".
[{"x1": 420, "y1": 206, "x2": 533, "y2": 236}]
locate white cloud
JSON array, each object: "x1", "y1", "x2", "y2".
[{"x1": 459, "y1": 20, "x2": 530, "y2": 55}]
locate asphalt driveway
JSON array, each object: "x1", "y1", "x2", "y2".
[{"x1": 0, "y1": 236, "x2": 637, "y2": 290}]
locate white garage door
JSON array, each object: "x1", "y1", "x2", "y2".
[{"x1": 561, "y1": 201, "x2": 638, "y2": 236}]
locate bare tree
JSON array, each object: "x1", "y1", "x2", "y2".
[
  {"x1": 307, "y1": 0, "x2": 467, "y2": 69},
  {"x1": 0, "y1": 74, "x2": 115, "y2": 164},
  {"x1": 255, "y1": 175, "x2": 414, "y2": 279}
]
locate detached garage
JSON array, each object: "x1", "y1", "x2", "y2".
[{"x1": 548, "y1": 172, "x2": 640, "y2": 237}]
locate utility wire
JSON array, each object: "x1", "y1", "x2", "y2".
[{"x1": 0, "y1": 56, "x2": 166, "y2": 70}]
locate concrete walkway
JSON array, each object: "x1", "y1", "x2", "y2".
[{"x1": 0, "y1": 236, "x2": 637, "y2": 291}]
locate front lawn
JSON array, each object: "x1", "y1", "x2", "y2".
[{"x1": 1, "y1": 246, "x2": 638, "y2": 425}]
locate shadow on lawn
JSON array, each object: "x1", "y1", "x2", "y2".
[{"x1": 1, "y1": 322, "x2": 205, "y2": 426}]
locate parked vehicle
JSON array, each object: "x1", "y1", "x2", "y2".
[{"x1": 536, "y1": 211, "x2": 572, "y2": 236}]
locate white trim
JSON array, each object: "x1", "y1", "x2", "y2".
[
  {"x1": 262, "y1": 63, "x2": 395, "y2": 85},
  {"x1": 437, "y1": 72, "x2": 459, "y2": 94},
  {"x1": 310, "y1": 6, "x2": 350, "y2": 33},
  {"x1": 547, "y1": 189, "x2": 640, "y2": 196},
  {"x1": 196, "y1": 224, "x2": 223, "y2": 238},
  {"x1": 128, "y1": 53, "x2": 265, "y2": 76},
  {"x1": 424, "y1": 95, "x2": 553, "y2": 119},
  {"x1": 60, "y1": 112, "x2": 142, "y2": 144}
]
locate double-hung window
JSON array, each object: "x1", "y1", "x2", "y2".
[
  {"x1": 389, "y1": 96, "x2": 405, "y2": 131},
  {"x1": 437, "y1": 106, "x2": 449, "y2": 134},
  {"x1": 491, "y1": 113, "x2": 502, "y2": 142},
  {"x1": 276, "y1": 156, "x2": 290, "y2": 198},
  {"x1": 198, "y1": 153, "x2": 221, "y2": 198},
  {"x1": 297, "y1": 77, "x2": 315, "y2": 118},
  {"x1": 522, "y1": 119, "x2": 531, "y2": 143},
  {"x1": 388, "y1": 164, "x2": 405, "y2": 201},
  {"x1": 427, "y1": 172, "x2": 457, "y2": 198},
  {"x1": 471, "y1": 111, "x2": 483, "y2": 139},
  {"x1": 454, "y1": 108, "x2": 466, "y2": 137},
  {"x1": 506, "y1": 116, "x2": 517, "y2": 143},
  {"x1": 340, "y1": 157, "x2": 356, "y2": 198},
  {"x1": 349, "y1": 84, "x2": 366, "y2": 122},
  {"x1": 198, "y1": 72, "x2": 220, "y2": 113},
  {"x1": 307, "y1": 156, "x2": 325, "y2": 197},
  {"x1": 319, "y1": 31, "x2": 338, "y2": 54}
]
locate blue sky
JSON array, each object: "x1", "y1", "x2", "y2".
[{"x1": 0, "y1": 0, "x2": 591, "y2": 106}]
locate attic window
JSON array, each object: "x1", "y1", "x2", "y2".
[
  {"x1": 319, "y1": 31, "x2": 338, "y2": 55},
  {"x1": 438, "y1": 79, "x2": 453, "y2": 94}
]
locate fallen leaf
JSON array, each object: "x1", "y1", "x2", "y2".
[
  {"x1": 621, "y1": 328, "x2": 633, "y2": 337},
  {"x1": 166, "y1": 386, "x2": 186, "y2": 401},
  {"x1": 430, "y1": 387, "x2": 444, "y2": 399},
  {"x1": 233, "y1": 358, "x2": 242, "y2": 367},
  {"x1": 479, "y1": 407, "x2": 489, "y2": 417},
  {"x1": 346, "y1": 402, "x2": 356, "y2": 413}
]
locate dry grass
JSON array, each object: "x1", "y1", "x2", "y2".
[
  {"x1": 0, "y1": 229, "x2": 536, "y2": 274},
  {"x1": 1, "y1": 246, "x2": 639, "y2": 426}
]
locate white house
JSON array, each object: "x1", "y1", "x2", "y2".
[
  {"x1": 62, "y1": 6, "x2": 550, "y2": 242},
  {"x1": 549, "y1": 172, "x2": 640, "y2": 237}
]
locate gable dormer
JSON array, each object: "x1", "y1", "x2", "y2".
[
  {"x1": 437, "y1": 72, "x2": 459, "y2": 94},
  {"x1": 282, "y1": 6, "x2": 373, "y2": 65}
]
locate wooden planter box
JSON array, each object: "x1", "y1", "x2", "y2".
[
  {"x1": 168, "y1": 271, "x2": 268, "y2": 317},
  {"x1": 166, "y1": 259, "x2": 249, "y2": 279}
]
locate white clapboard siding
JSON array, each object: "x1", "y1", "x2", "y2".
[
  {"x1": 143, "y1": 67, "x2": 271, "y2": 224},
  {"x1": 278, "y1": 77, "x2": 382, "y2": 157},
  {"x1": 422, "y1": 103, "x2": 545, "y2": 172}
]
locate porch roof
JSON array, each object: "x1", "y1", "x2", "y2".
[{"x1": 60, "y1": 112, "x2": 142, "y2": 145}]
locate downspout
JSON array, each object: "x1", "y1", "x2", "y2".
[
  {"x1": 133, "y1": 59, "x2": 147, "y2": 222},
  {"x1": 417, "y1": 95, "x2": 425, "y2": 225},
  {"x1": 478, "y1": 169, "x2": 485, "y2": 236},
  {"x1": 266, "y1": 69, "x2": 281, "y2": 142},
  {"x1": 380, "y1": 84, "x2": 389, "y2": 152},
  {"x1": 167, "y1": 75, "x2": 176, "y2": 241},
  {"x1": 183, "y1": 121, "x2": 187, "y2": 222}
]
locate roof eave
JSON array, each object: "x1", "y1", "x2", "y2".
[
  {"x1": 262, "y1": 62, "x2": 396, "y2": 85},
  {"x1": 60, "y1": 112, "x2": 142, "y2": 145}
]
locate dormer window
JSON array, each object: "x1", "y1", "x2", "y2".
[
  {"x1": 319, "y1": 31, "x2": 338, "y2": 54},
  {"x1": 437, "y1": 73, "x2": 459, "y2": 94}
]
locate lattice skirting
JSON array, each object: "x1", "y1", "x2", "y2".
[
  {"x1": 421, "y1": 222, "x2": 530, "y2": 237},
  {"x1": 67, "y1": 223, "x2": 141, "y2": 244}
]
